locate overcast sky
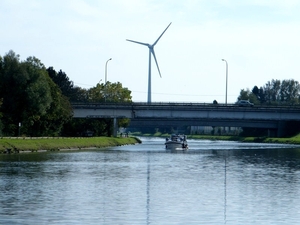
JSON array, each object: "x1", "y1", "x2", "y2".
[{"x1": 1, "y1": 0, "x2": 300, "y2": 103}]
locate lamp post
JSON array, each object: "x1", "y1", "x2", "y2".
[
  {"x1": 222, "y1": 59, "x2": 228, "y2": 105},
  {"x1": 105, "y1": 58, "x2": 112, "y2": 84},
  {"x1": 104, "y1": 58, "x2": 112, "y2": 102}
]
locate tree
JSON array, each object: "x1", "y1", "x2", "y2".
[
  {"x1": 0, "y1": 50, "x2": 72, "y2": 136},
  {"x1": 252, "y1": 86, "x2": 266, "y2": 104},
  {"x1": 237, "y1": 88, "x2": 258, "y2": 104},
  {"x1": 70, "y1": 86, "x2": 88, "y2": 102},
  {"x1": 264, "y1": 79, "x2": 281, "y2": 104},
  {"x1": 261, "y1": 79, "x2": 300, "y2": 105},
  {"x1": 0, "y1": 56, "x2": 4, "y2": 135},
  {"x1": 238, "y1": 79, "x2": 300, "y2": 106},
  {"x1": 47, "y1": 67, "x2": 81, "y2": 101},
  {"x1": 90, "y1": 81, "x2": 132, "y2": 133},
  {"x1": 47, "y1": 68, "x2": 73, "y2": 95},
  {"x1": 21, "y1": 57, "x2": 52, "y2": 123},
  {"x1": 279, "y1": 79, "x2": 300, "y2": 104},
  {"x1": 64, "y1": 81, "x2": 133, "y2": 137},
  {"x1": 252, "y1": 86, "x2": 259, "y2": 97},
  {"x1": 29, "y1": 76, "x2": 72, "y2": 136},
  {"x1": 0, "y1": 50, "x2": 49, "y2": 135},
  {"x1": 0, "y1": 98, "x2": 3, "y2": 136},
  {"x1": 88, "y1": 81, "x2": 132, "y2": 103},
  {"x1": 258, "y1": 87, "x2": 266, "y2": 104},
  {"x1": 47, "y1": 67, "x2": 89, "y2": 103}
]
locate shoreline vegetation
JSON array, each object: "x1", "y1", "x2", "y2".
[
  {"x1": 136, "y1": 132, "x2": 300, "y2": 145},
  {"x1": 1, "y1": 132, "x2": 300, "y2": 154},
  {"x1": 0, "y1": 136, "x2": 141, "y2": 154}
]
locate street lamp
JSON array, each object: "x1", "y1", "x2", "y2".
[
  {"x1": 222, "y1": 59, "x2": 228, "y2": 105},
  {"x1": 105, "y1": 58, "x2": 112, "y2": 84},
  {"x1": 104, "y1": 58, "x2": 112, "y2": 102}
]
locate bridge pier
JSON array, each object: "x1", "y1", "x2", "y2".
[
  {"x1": 276, "y1": 121, "x2": 287, "y2": 138},
  {"x1": 267, "y1": 122, "x2": 287, "y2": 138},
  {"x1": 268, "y1": 129, "x2": 277, "y2": 137},
  {"x1": 113, "y1": 118, "x2": 118, "y2": 137}
]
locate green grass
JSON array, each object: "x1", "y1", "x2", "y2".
[
  {"x1": 3, "y1": 132, "x2": 299, "y2": 154},
  {"x1": 189, "y1": 134, "x2": 300, "y2": 144},
  {"x1": 0, "y1": 137, "x2": 141, "y2": 153},
  {"x1": 131, "y1": 132, "x2": 300, "y2": 145},
  {"x1": 263, "y1": 134, "x2": 300, "y2": 144}
]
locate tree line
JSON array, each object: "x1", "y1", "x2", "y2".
[
  {"x1": 1, "y1": 50, "x2": 300, "y2": 137},
  {"x1": 238, "y1": 79, "x2": 300, "y2": 105},
  {"x1": 0, "y1": 50, "x2": 131, "y2": 137},
  {"x1": 237, "y1": 79, "x2": 300, "y2": 136}
]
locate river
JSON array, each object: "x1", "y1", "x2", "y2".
[{"x1": 1, "y1": 137, "x2": 300, "y2": 224}]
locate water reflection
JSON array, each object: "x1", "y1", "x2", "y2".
[
  {"x1": 224, "y1": 150, "x2": 228, "y2": 224},
  {"x1": 146, "y1": 152, "x2": 150, "y2": 225},
  {"x1": 1, "y1": 138, "x2": 300, "y2": 224}
]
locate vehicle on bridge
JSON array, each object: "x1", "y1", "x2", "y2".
[
  {"x1": 165, "y1": 134, "x2": 188, "y2": 151},
  {"x1": 237, "y1": 100, "x2": 254, "y2": 107}
]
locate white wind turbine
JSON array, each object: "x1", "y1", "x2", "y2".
[{"x1": 126, "y1": 22, "x2": 172, "y2": 103}]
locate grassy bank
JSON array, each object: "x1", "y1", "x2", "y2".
[
  {"x1": 0, "y1": 136, "x2": 141, "y2": 153},
  {"x1": 133, "y1": 132, "x2": 300, "y2": 145},
  {"x1": 189, "y1": 134, "x2": 300, "y2": 144}
]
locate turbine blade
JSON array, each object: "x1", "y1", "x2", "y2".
[
  {"x1": 153, "y1": 22, "x2": 172, "y2": 46},
  {"x1": 151, "y1": 49, "x2": 162, "y2": 78},
  {"x1": 126, "y1": 39, "x2": 149, "y2": 47}
]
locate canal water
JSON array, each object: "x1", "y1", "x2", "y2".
[{"x1": 1, "y1": 137, "x2": 300, "y2": 224}]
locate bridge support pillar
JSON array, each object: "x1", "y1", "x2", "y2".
[
  {"x1": 277, "y1": 121, "x2": 287, "y2": 138},
  {"x1": 268, "y1": 129, "x2": 277, "y2": 137},
  {"x1": 113, "y1": 118, "x2": 118, "y2": 137}
]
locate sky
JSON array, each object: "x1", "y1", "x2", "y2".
[{"x1": 1, "y1": 0, "x2": 300, "y2": 103}]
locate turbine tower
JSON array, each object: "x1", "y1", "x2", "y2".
[{"x1": 126, "y1": 22, "x2": 172, "y2": 103}]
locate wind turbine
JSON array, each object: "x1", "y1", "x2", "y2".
[{"x1": 126, "y1": 22, "x2": 172, "y2": 103}]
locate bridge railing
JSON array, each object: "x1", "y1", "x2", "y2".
[{"x1": 71, "y1": 101, "x2": 300, "y2": 111}]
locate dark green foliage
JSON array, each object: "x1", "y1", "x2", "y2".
[
  {"x1": 70, "y1": 86, "x2": 88, "y2": 102},
  {"x1": 87, "y1": 81, "x2": 132, "y2": 136},
  {"x1": 61, "y1": 118, "x2": 106, "y2": 137},
  {"x1": 0, "y1": 51, "x2": 133, "y2": 137},
  {"x1": 0, "y1": 98, "x2": 3, "y2": 136},
  {"x1": 239, "y1": 127, "x2": 268, "y2": 137},
  {"x1": 62, "y1": 82, "x2": 133, "y2": 137},
  {"x1": 251, "y1": 86, "x2": 265, "y2": 103},
  {"x1": 30, "y1": 77, "x2": 72, "y2": 136},
  {"x1": 237, "y1": 88, "x2": 259, "y2": 104},
  {"x1": 238, "y1": 79, "x2": 300, "y2": 105},
  {"x1": 42, "y1": 67, "x2": 133, "y2": 137},
  {"x1": 88, "y1": 81, "x2": 132, "y2": 103},
  {"x1": 0, "y1": 50, "x2": 72, "y2": 136},
  {"x1": 47, "y1": 67, "x2": 87, "y2": 102},
  {"x1": 47, "y1": 68, "x2": 74, "y2": 96},
  {"x1": 238, "y1": 79, "x2": 300, "y2": 137},
  {"x1": 283, "y1": 121, "x2": 300, "y2": 137}
]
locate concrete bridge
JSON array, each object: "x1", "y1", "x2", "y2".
[{"x1": 72, "y1": 102, "x2": 300, "y2": 137}]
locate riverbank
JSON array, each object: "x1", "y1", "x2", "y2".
[
  {"x1": 132, "y1": 132, "x2": 300, "y2": 145},
  {"x1": 0, "y1": 136, "x2": 141, "y2": 154},
  {"x1": 188, "y1": 134, "x2": 300, "y2": 145}
]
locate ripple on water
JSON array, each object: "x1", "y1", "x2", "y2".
[{"x1": 1, "y1": 138, "x2": 300, "y2": 224}]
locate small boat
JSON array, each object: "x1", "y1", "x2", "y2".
[{"x1": 165, "y1": 134, "x2": 188, "y2": 150}]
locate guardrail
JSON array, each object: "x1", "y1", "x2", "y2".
[{"x1": 71, "y1": 102, "x2": 300, "y2": 110}]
